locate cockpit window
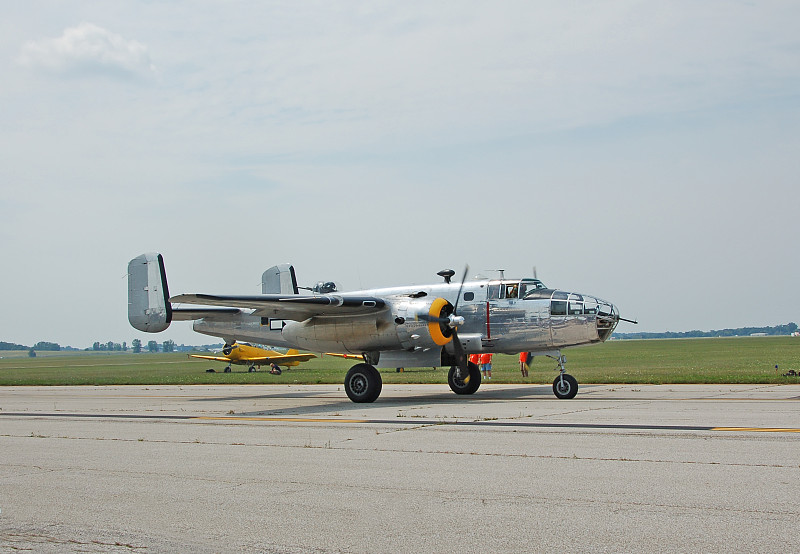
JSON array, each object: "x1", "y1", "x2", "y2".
[
  {"x1": 505, "y1": 283, "x2": 519, "y2": 299},
  {"x1": 523, "y1": 288, "x2": 554, "y2": 300},
  {"x1": 519, "y1": 279, "x2": 546, "y2": 298}
]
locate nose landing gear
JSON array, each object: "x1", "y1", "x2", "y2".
[{"x1": 548, "y1": 353, "x2": 578, "y2": 399}]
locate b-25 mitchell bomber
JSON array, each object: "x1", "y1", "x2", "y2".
[{"x1": 128, "y1": 253, "x2": 635, "y2": 403}]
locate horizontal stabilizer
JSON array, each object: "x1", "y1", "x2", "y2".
[{"x1": 171, "y1": 307, "x2": 242, "y2": 321}]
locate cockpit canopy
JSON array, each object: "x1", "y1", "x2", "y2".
[
  {"x1": 489, "y1": 280, "x2": 616, "y2": 319},
  {"x1": 487, "y1": 279, "x2": 546, "y2": 300}
]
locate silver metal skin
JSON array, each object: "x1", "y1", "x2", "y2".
[
  {"x1": 190, "y1": 279, "x2": 619, "y2": 361},
  {"x1": 128, "y1": 253, "x2": 626, "y2": 402}
]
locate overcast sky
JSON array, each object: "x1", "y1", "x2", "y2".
[{"x1": 1, "y1": 1, "x2": 798, "y2": 347}]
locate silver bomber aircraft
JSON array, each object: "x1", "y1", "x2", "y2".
[{"x1": 128, "y1": 253, "x2": 635, "y2": 403}]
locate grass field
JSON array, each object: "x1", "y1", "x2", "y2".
[{"x1": 1, "y1": 336, "x2": 798, "y2": 386}]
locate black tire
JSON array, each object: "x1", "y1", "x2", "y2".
[
  {"x1": 553, "y1": 374, "x2": 578, "y2": 399},
  {"x1": 448, "y1": 362, "x2": 481, "y2": 395},
  {"x1": 344, "y1": 363, "x2": 382, "y2": 403},
  {"x1": 224, "y1": 366, "x2": 232, "y2": 373},
  {"x1": 248, "y1": 366, "x2": 255, "y2": 373}
]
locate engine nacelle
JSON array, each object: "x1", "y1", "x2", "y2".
[
  {"x1": 280, "y1": 296, "x2": 456, "y2": 354},
  {"x1": 392, "y1": 296, "x2": 454, "y2": 351}
]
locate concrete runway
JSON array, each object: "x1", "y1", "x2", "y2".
[{"x1": 1, "y1": 383, "x2": 798, "y2": 552}]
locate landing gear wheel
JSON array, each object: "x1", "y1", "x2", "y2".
[
  {"x1": 248, "y1": 365, "x2": 255, "y2": 373},
  {"x1": 224, "y1": 366, "x2": 232, "y2": 373},
  {"x1": 553, "y1": 374, "x2": 578, "y2": 399},
  {"x1": 448, "y1": 362, "x2": 481, "y2": 395},
  {"x1": 344, "y1": 363, "x2": 382, "y2": 403}
]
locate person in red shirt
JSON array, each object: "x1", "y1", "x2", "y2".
[
  {"x1": 480, "y1": 353, "x2": 493, "y2": 380},
  {"x1": 519, "y1": 352, "x2": 530, "y2": 378}
]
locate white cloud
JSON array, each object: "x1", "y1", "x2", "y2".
[{"x1": 17, "y1": 22, "x2": 155, "y2": 79}]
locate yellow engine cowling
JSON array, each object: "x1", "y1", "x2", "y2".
[{"x1": 392, "y1": 297, "x2": 455, "y2": 351}]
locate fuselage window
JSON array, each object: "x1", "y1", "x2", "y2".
[
  {"x1": 568, "y1": 293, "x2": 583, "y2": 315},
  {"x1": 551, "y1": 300, "x2": 567, "y2": 316},
  {"x1": 464, "y1": 292, "x2": 475, "y2": 301},
  {"x1": 487, "y1": 284, "x2": 501, "y2": 299}
]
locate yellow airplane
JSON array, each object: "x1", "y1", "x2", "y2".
[{"x1": 190, "y1": 341, "x2": 316, "y2": 373}]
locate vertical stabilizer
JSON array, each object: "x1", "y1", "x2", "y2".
[
  {"x1": 262, "y1": 264, "x2": 298, "y2": 294},
  {"x1": 128, "y1": 252, "x2": 172, "y2": 332}
]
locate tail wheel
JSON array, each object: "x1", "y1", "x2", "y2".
[
  {"x1": 448, "y1": 361, "x2": 481, "y2": 395},
  {"x1": 553, "y1": 374, "x2": 578, "y2": 399},
  {"x1": 344, "y1": 363, "x2": 382, "y2": 403}
]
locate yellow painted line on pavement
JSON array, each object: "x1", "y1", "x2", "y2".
[
  {"x1": 193, "y1": 416, "x2": 368, "y2": 423},
  {"x1": 712, "y1": 427, "x2": 800, "y2": 433}
]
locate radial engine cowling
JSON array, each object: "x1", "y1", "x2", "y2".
[{"x1": 392, "y1": 297, "x2": 455, "y2": 351}]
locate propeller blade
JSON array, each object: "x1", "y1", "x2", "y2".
[
  {"x1": 451, "y1": 328, "x2": 468, "y2": 379},
  {"x1": 417, "y1": 313, "x2": 450, "y2": 325},
  {"x1": 451, "y1": 264, "x2": 470, "y2": 314}
]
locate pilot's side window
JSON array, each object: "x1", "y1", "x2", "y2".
[{"x1": 506, "y1": 284, "x2": 518, "y2": 299}]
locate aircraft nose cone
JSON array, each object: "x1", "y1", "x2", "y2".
[{"x1": 595, "y1": 299, "x2": 618, "y2": 341}]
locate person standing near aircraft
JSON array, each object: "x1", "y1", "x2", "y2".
[
  {"x1": 519, "y1": 352, "x2": 530, "y2": 378},
  {"x1": 480, "y1": 353, "x2": 493, "y2": 380}
]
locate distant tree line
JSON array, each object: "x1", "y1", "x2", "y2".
[
  {"x1": 0, "y1": 341, "x2": 62, "y2": 351},
  {"x1": 0, "y1": 341, "x2": 28, "y2": 351},
  {"x1": 616, "y1": 322, "x2": 798, "y2": 340}
]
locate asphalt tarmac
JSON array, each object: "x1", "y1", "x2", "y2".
[{"x1": 1, "y1": 383, "x2": 798, "y2": 552}]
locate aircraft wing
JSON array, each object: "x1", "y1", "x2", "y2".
[
  {"x1": 239, "y1": 353, "x2": 317, "y2": 364},
  {"x1": 189, "y1": 354, "x2": 237, "y2": 362},
  {"x1": 325, "y1": 353, "x2": 366, "y2": 360},
  {"x1": 170, "y1": 294, "x2": 386, "y2": 321}
]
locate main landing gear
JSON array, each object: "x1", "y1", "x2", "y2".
[
  {"x1": 344, "y1": 363, "x2": 382, "y2": 403},
  {"x1": 447, "y1": 361, "x2": 481, "y2": 395},
  {"x1": 549, "y1": 353, "x2": 578, "y2": 399}
]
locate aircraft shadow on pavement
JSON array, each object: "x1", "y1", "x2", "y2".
[{"x1": 196, "y1": 385, "x2": 599, "y2": 419}]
